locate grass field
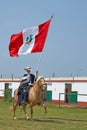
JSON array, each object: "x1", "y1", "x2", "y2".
[{"x1": 0, "y1": 100, "x2": 87, "y2": 130}]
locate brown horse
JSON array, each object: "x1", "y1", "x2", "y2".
[{"x1": 12, "y1": 76, "x2": 47, "y2": 120}]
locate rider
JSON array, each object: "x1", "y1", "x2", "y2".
[{"x1": 18, "y1": 66, "x2": 35, "y2": 105}]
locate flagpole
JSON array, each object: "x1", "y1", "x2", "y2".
[
  {"x1": 35, "y1": 52, "x2": 43, "y2": 73},
  {"x1": 50, "y1": 14, "x2": 54, "y2": 20},
  {"x1": 51, "y1": 15, "x2": 53, "y2": 20},
  {"x1": 34, "y1": 16, "x2": 53, "y2": 76}
]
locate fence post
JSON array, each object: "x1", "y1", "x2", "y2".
[{"x1": 59, "y1": 93, "x2": 61, "y2": 108}]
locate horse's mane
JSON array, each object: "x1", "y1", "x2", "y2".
[{"x1": 36, "y1": 76, "x2": 44, "y2": 83}]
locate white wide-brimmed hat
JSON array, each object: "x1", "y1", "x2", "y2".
[{"x1": 24, "y1": 66, "x2": 31, "y2": 71}]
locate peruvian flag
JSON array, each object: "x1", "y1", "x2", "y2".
[{"x1": 9, "y1": 19, "x2": 51, "y2": 57}]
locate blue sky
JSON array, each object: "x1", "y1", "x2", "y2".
[{"x1": 0, "y1": 0, "x2": 87, "y2": 78}]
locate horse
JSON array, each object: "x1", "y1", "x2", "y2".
[{"x1": 11, "y1": 76, "x2": 47, "y2": 120}]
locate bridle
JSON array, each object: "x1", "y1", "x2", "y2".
[
  {"x1": 40, "y1": 83, "x2": 47, "y2": 91},
  {"x1": 36, "y1": 77, "x2": 47, "y2": 103},
  {"x1": 40, "y1": 82, "x2": 47, "y2": 104}
]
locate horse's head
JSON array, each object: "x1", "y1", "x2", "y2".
[{"x1": 36, "y1": 76, "x2": 47, "y2": 91}]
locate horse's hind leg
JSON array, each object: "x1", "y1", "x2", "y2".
[
  {"x1": 22, "y1": 104, "x2": 29, "y2": 120},
  {"x1": 13, "y1": 103, "x2": 17, "y2": 119}
]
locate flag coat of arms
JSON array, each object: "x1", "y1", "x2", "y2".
[{"x1": 9, "y1": 19, "x2": 51, "y2": 57}]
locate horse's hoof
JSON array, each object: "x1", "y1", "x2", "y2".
[
  {"x1": 13, "y1": 117, "x2": 16, "y2": 120},
  {"x1": 26, "y1": 116, "x2": 30, "y2": 120}
]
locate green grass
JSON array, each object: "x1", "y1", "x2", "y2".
[{"x1": 0, "y1": 100, "x2": 87, "y2": 130}]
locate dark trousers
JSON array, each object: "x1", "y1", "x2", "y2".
[
  {"x1": 18, "y1": 84, "x2": 30, "y2": 104},
  {"x1": 23, "y1": 89, "x2": 28, "y2": 102}
]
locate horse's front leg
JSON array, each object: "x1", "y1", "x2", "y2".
[
  {"x1": 42, "y1": 103, "x2": 47, "y2": 114},
  {"x1": 37, "y1": 101, "x2": 47, "y2": 114}
]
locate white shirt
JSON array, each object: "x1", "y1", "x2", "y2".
[{"x1": 20, "y1": 74, "x2": 30, "y2": 86}]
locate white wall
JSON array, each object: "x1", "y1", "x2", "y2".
[
  {"x1": 0, "y1": 80, "x2": 87, "y2": 102},
  {"x1": 0, "y1": 82, "x2": 20, "y2": 97},
  {"x1": 72, "y1": 82, "x2": 87, "y2": 102},
  {"x1": 0, "y1": 83, "x2": 4, "y2": 96},
  {"x1": 47, "y1": 82, "x2": 65, "y2": 100},
  {"x1": 47, "y1": 82, "x2": 87, "y2": 102},
  {"x1": 9, "y1": 82, "x2": 20, "y2": 97}
]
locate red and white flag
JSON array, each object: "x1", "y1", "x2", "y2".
[{"x1": 9, "y1": 19, "x2": 51, "y2": 57}]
